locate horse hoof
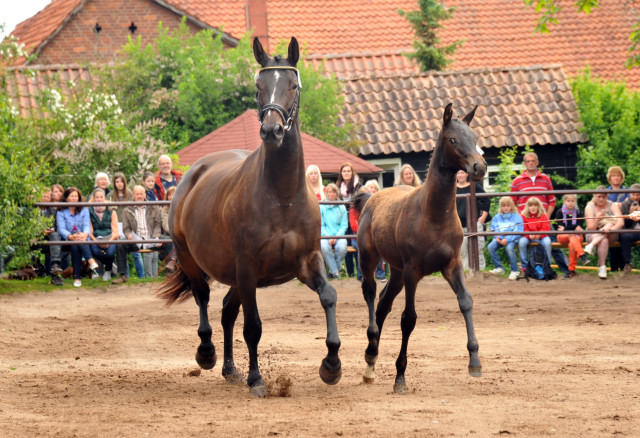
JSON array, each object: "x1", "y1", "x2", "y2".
[
  {"x1": 195, "y1": 351, "x2": 217, "y2": 370},
  {"x1": 362, "y1": 375, "x2": 375, "y2": 384},
  {"x1": 363, "y1": 363, "x2": 376, "y2": 383},
  {"x1": 319, "y1": 360, "x2": 342, "y2": 385},
  {"x1": 393, "y1": 383, "x2": 407, "y2": 394},
  {"x1": 250, "y1": 384, "x2": 267, "y2": 398},
  {"x1": 469, "y1": 366, "x2": 482, "y2": 377}
]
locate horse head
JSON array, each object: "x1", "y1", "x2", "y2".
[
  {"x1": 440, "y1": 103, "x2": 487, "y2": 182},
  {"x1": 253, "y1": 37, "x2": 300, "y2": 149}
]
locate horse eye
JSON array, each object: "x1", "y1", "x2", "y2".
[
  {"x1": 448, "y1": 138, "x2": 456, "y2": 144},
  {"x1": 291, "y1": 84, "x2": 298, "y2": 90}
]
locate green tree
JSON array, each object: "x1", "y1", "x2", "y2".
[
  {"x1": 398, "y1": 0, "x2": 464, "y2": 71},
  {"x1": 523, "y1": 0, "x2": 640, "y2": 67},
  {"x1": 571, "y1": 70, "x2": 640, "y2": 188}
]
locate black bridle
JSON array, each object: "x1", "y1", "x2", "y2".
[{"x1": 256, "y1": 66, "x2": 300, "y2": 132}]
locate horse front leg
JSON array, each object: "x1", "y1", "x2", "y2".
[
  {"x1": 299, "y1": 250, "x2": 342, "y2": 385},
  {"x1": 236, "y1": 274, "x2": 266, "y2": 397},
  {"x1": 191, "y1": 276, "x2": 217, "y2": 370},
  {"x1": 443, "y1": 260, "x2": 482, "y2": 377},
  {"x1": 392, "y1": 267, "x2": 418, "y2": 394},
  {"x1": 221, "y1": 286, "x2": 244, "y2": 384}
]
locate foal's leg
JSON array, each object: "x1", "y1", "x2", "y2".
[
  {"x1": 442, "y1": 260, "x2": 482, "y2": 377},
  {"x1": 299, "y1": 250, "x2": 342, "y2": 385},
  {"x1": 221, "y1": 287, "x2": 244, "y2": 384},
  {"x1": 392, "y1": 267, "x2": 419, "y2": 394},
  {"x1": 363, "y1": 267, "x2": 404, "y2": 383}
]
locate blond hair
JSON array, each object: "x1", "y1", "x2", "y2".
[
  {"x1": 395, "y1": 164, "x2": 422, "y2": 187},
  {"x1": 498, "y1": 196, "x2": 517, "y2": 213},
  {"x1": 305, "y1": 165, "x2": 325, "y2": 200},
  {"x1": 562, "y1": 194, "x2": 577, "y2": 203},
  {"x1": 606, "y1": 166, "x2": 625, "y2": 184},
  {"x1": 523, "y1": 197, "x2": 545, "y2": 218}
]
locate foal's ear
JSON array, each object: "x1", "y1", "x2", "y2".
[
  {"x1": 443, "y1": 103, "x2": 453, "y2": 125},
  {"x1": 462, "y1": 105, "x2": 478, "y2": 126},
  {"x1": 253, "y1": 37, "x2": 269, "y2": 67},
  {"x1": 287, "y1": 37, "x2": 300, "y2": 67}
]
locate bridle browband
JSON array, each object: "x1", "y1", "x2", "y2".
[{"x1": 256, "y1": 66, "x2": 300, "y2": 132}]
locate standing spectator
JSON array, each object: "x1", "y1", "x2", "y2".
[
  {"x1": 305, "y1": 165, "x2": 325, "y2": 201},
  {"x1": 88, "y1": 188, "x2": 119, "y2": 281},
  {"x1": 112, "y1": 186, "x2": 164, "y2": 284},
  {"x1": 617, "y1": 183, "x2": 640, "y2": 274},
  {"x1": 510, "y1": 152, "x2": 570, "y2": 275},
  {"x1": 488, "y1": 197, "x2": 523, "y2": 280},
  {"x1": 107, "y1": 172, "x2": 140, "y2": 278},
  {"x1": 56, "y1": 187, "x2": 100, "y2": 287},
  {"x1": 38, "y1": 189, "x2": 64, "y2": 286},
  {"x1": 336, "y1": 163, "x2": 361, "y2": 278},
  {"x1": 394, "y1": 164, "x2": 422, "y2": 187},
  {"x1": 584, "y1": 187, "x2": 624, "y2": 279},
  {"x1": 606, "y1": 166, "x2": 629, "y2": 203},
  {"x1": 555, "y1": 194, "x2": 589, "y2": 278},
  {"x1": 456, "y1": 170, "x2": 489, "y2": 271},
  {"x1": 88, "y1": 172, "x2": 111, "y2": 201},
  {"x1": 160, "y1": 186, "x2": 177, "y2": 273},
  {"x1": 320, "y1": 183, "x2": 348, "y2": 280},
  {"x1": 518, "y1": 197, "x2": 553, "y2": 277},
  {"x1": 142, "y1": 171, "x2": 158, "y2": 202},
  {"x1": 349, "y1": 186, "x2": 371, "y2": 281},
  {"x1": 154, "y1": 155, "x2": 182, "y2": 201}
]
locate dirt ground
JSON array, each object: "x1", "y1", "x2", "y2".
[{"x1": 1, "y1": 272, "x2": 639, "y2": 437}]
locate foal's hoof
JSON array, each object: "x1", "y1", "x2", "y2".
[
  {"x1": 468, "y1": 365, "x2": 482, "y2": 377},
  {"x1": 319, "y1": 358, "x2": 342, "y2": 385},
  {"x1": 362, "y1": 363, "x2": 376, "y2": 384},
  {"x1": 250, "y1": 384, "x2": 268, "y2": 398},
  {"x1": 195, "y1": 351, "x2": 217, "y2": 370},
  {"x1": 393, "y1": 383, "x2": 407, "y2": 394}
]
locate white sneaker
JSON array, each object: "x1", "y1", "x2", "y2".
[
  {"x1": 598, "y1": 265, "x2": 607, "y2": 279},
  {"x1": 584, "y1": 243, "x2": 596, "y2": 256},
  {"x1": 91, "y1": 272, "x2": 100, "y2": 280},
  {"x1": 102, "y1": 271, "x2": 112, "y2": 281},
  {"x1": 73, "y1": 279, "x2": 82, "y2": 287},
  {"x1": 489, "y1": 268, "x2": 505, "y2": 275},
  {"x1": 508, "y1": 271, "x2": 519, "y2": 281}
]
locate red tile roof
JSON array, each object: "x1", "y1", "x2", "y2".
[
  {"x1": 341, "y1": 65, "x2": 588, "y2": 155},
  {"x1": 177, "y1": 109, "x2": 382, "y2": 174}
]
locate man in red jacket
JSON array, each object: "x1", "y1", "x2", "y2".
[{"x1": 154, "y1": 155, "x2": 183, "y2": 201}]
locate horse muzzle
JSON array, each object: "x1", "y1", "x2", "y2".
[
  {"x1": 467, "y1": 157, "x2": 487, "y2": 181},
  {"x1": 260, "y1": 121, "x2": 285, "y2": 147}
]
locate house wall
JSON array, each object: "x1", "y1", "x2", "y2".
[{"x1": 35, "y1": 0, "x2": 210, "y2": 65}]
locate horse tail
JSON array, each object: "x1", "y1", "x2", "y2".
[
  {"x1": 352, "y1": 192, "x2": 372, "y2": 215},
  {"x1": 157, "y1": 267, "x2": 193, "y2": 306}
]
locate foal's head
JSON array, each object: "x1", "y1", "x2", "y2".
[
  {"x1": 253, "y1": 37, "x2": 300, "y2": 149},
  {"x1": 439, "y1": 103, "x2": 487, "y2": 182}
]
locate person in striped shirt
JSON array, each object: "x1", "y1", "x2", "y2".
[{"x1": 510, "y1": 152, "x2": 556, "y2": 217}]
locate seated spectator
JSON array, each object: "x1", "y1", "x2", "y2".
[
  {"x1": 107, "y1": 172, "x2": 142, "y2": 277},
  {"x1": 160, "y1": 186, "x2": 177, "y2": 273},
  {"x1": 618, "y1": 183, "x2": 640, "y2": 274},
  {"x1": 38, "y1": 189, "x2": 63, "y2": 285},
  {"x1": 488, "y1": 197, "x2": 523, "y2": 280},
  {"x1": 364, "y1": 179, "x2": 380, "y2": 194},
  {"x1": 555, "y1": 194, "x2": 589, "y2": 278},
  {"x1": 584, "y1": 186, "x2": 624, "y2": 279},
  {"x1": 88, "y1": 188, "x2": 119, "y2": 281},
  {"x1": 320, "y1": 183, "x2": 348, "y2": 279},
  {"x1": 305, "y1": 165, "x2": 325, "y2": 201},
  {"x1": 518, "y1": 197, "x2": 553, "y2": 277},
  {"x1": 88, "y1": 172, "x2": 111, "y2": 201},
  {"x1": 112, "y1": 186, "x2": 165, "y2": 284},
  {"x1": 142, "y1": 171, "x2": 158, "y2": 202},
  {"x1": 606, "y1": 166, "x2": 629, "y2": 203},
  {"x1": 394, "y1": 164, "x2": 422, "y2": 187},
  {"x1": 56, "y1": 187, "x2": 100, "y2": 287},
  {"x1": 456, "y1": 170, "x2": 490, "y2": 271}
]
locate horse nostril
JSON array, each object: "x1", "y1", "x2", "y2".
[
  {"x1": 274, "y1": 124, "x2": 284, "y2": 140},
  {"x1": 260, "y1": 125, "x2": 269, "y2": 140}
]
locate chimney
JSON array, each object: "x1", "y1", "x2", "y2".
[{"x1": 246, "y1": 0, "x2": 269, "y2": 50}]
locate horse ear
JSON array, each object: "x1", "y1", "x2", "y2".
[
  {"x1": 443, "y1": 103, "x2": 453, "y2": 126},
  {"x1": 288, "y1": 37, "x2": 299, "y2": 67},
  {"x1": 253, "y1": 37, "x2": 269, "y2": 67},
  {"x1": 462, "y1": 105, "x2": 478, "y2": 126}
]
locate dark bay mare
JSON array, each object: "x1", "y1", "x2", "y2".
[
  {"x1": 158, "y1": 37, "x2": 341, "y2": 397},
  {"x1": 354, "y1": 103, "x2": 486, "y2": 393}
]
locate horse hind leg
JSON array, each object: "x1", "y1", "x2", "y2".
[
  {"x1": 443, "y1": 261, "x2": 482, "y2": 377},
  {"x1": 363, "y1": 267, "x2": 404, "y2": 384},
  {"x1": 391, "y1": 268, "x2": 420, "y2": 394},
  {"x1": 190, "y1": 273, "x2": 217, "y2": 370},
  {"x1": 221, "y1": 287, "x2": 244, "y2": 384}
]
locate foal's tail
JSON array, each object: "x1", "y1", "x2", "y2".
[
  {"x1": 157, "y1": 267, "x2": 193, "y2": 306},
  {"x1": 352, "y1": 192, "x2": 372, "y2": 215}
]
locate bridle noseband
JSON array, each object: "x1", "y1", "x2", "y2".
[{"x1": 256, "y1": 66, "x2": 300, "y2": 132}]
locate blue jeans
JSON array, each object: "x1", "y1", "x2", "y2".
[
  {"x1": 69, "y1": 241, "x2": 93, "y2": 280},
  {"x1": 321, "y1": 239, "x2": 348, "y2": 276},
  {"x1": 519, "y1": 236, "x2": 552, "y2": 267},
  {"x1": 488, "y1": 238, "x2": 520, "y2": 272},
  {"x1": 90, "y1": 243, "x2": 116, "y2": 272}
]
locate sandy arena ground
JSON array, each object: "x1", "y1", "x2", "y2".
[{"x1": 1, "y1": 273, "x2": 639, "y2": 437}]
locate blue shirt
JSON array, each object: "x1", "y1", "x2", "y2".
[
  {"x1": 320, "y1": 204, "x2": 348, "y2": 237},
  {"x1": 490, "y1": 211, "x2": 524, "y2": 243},
  {"x1": 607, "y1": 185, "x2": 629, "y2": 203},
  {"x1": 56, "y1": 208, "x2": 91, "y2": 240}
]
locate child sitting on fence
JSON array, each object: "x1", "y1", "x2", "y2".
[
  {"x1": 488, "y1": 197, "x2": 523, "y2": 280},
  {"x1": 555, "y1": 194, "x2": 589, "y2": 278},
  {"x1": 518, "y1": 197, "x2": 553, "y2": 277}
]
